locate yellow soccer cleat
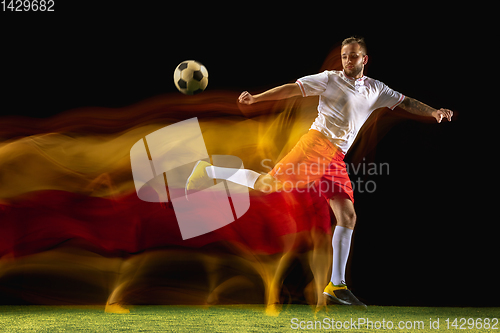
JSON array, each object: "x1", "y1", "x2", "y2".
[
  {"x1": 323, "y1": 282, "x2": 366, "y2": 308},
  {"x1": 185, "y1": 160, "x2": 213, "y2": 198}
]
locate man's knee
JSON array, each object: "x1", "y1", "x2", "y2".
[
  {"x1": 329, "y1": 197, "x2": 356, "y2": 229},
  {"x1": 339, "y1": 210, "x2": 356, "y2": 229}
]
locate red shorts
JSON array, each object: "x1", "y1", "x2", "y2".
[{"x1": 269, "y1": 130, "x2": 354, "y2": 202}]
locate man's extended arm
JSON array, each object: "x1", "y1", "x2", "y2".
[
  {"x1": 399, "y1": 96, "x2": 453, "y2": 123},
  {"x1": 238, "y1": 83, "x2": 302, "y2": 105}
]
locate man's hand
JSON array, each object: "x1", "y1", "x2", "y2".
[
  {"x1": 238, "y1": 91, "x2": 256, "y2": 105},
  {"x1": 432, "y1": 108, "x2": 453, "y2": 123}
]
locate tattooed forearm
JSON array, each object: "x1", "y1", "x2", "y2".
[{"x1": 399, "y1": 96, "x2": 437, "y2": 117}]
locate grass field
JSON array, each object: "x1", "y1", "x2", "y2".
[{"x1": 0, "y1": 305, "x2": 499, "y2": 332}]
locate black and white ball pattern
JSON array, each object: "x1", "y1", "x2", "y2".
[{"x1": 173, "y1": 60, "x2": 208, "y2": 95}]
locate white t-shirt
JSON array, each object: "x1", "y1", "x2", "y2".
[{"x1": 296, "y1": 70, "x2": 405, "y2": 154}]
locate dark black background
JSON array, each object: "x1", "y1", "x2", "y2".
[{"x1": 1, "y1": 4, "x2": 495, "y2": 306}]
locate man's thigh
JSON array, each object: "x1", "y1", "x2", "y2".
[{"x1": 268, "y1": 131, "x2": 336, "y2": 189}]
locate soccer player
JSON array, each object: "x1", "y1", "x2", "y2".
[{"x1": 187, "y1": 36, "x2": 453, "y2": 307}]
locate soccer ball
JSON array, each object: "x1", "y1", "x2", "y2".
[{"x1": 173, "y1": 60, "x2": 209, "y2": 95}]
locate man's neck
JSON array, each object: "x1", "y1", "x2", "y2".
[{"x1": 343, "y1": 70, "x2": 364, "y2": 80}]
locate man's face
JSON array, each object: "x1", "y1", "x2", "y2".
[{"x1": 341, "y1": 43, "x2": 368, "y2": 79}]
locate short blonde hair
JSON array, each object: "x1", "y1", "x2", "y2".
[{"x1": 342, "y1": 36, "x2": 367, "y2": 55}]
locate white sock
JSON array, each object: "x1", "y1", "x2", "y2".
[
  {"x1": 206, "y1": 166, "x2": 260, "y2": 189},
  {"x1": 330, "y1": 226, "x2": 353, "y2": 286}
]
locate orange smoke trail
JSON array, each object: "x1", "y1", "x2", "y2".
[
  {"x1": 0, "y1": 88, "x2": 318, "y2": 201},
  {"x1": 0, "y1": 87, "x2": 330, "y2": 307}
]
